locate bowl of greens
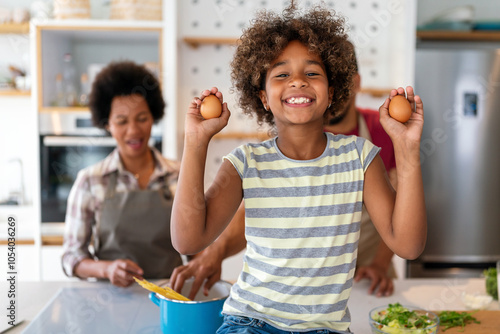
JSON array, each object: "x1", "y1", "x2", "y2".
[{"x1": 369, "y1": 303, "x2": 439, "y2": 334}]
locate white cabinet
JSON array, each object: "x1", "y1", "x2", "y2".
[
  {"x1": 0, "y1": 199, "x2": 41, "y2": 281},
  {"x1": 41, "y1": 246, "x2": 78, "y2": 281},
  {"x1": 0, "y1": 245, "x2": 39, "y2": 281}
]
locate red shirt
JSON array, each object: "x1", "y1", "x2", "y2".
[{"x1": 327, "y1": 108, "x2": 396, "y2": 171}]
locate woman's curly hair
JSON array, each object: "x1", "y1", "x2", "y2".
[
  {"x1": 230, "y1": 4, "x2": 356, "y2": 127},
  {"x1": 89, "y1": 61, "x2": 165, "y2": 129}
]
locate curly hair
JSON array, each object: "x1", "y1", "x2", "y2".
[
  {"x1": 230, "y1": 4, "x2": 356, "y2": 127},
  {"x1": 88, "y1": 61, "x2": 165, "y2": 129}
]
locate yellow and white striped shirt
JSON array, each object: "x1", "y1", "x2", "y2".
[{"x1": 222, "y1": 132, "x2": 380, "y2": 332}]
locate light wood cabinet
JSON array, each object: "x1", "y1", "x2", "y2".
[{"x1": 34, "y1": 20, "x2": 163, "y2": 113}]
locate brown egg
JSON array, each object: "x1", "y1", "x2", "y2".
[
  {"x1": 388, "y1": 95, "x2": 412, "y2": 123},
  {"x1": 200, "y1": 94, "x2": 222, "y2": 119}
]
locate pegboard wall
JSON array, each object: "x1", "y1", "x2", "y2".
[
  {"x1": 179, "y1": 0, "x2": 414, "y2": 90},
  {"x1": 176, "y1": 0, "x2": 416, "y2": 185}
]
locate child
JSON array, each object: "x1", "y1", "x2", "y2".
[{"x1": 171, "y1": 5, "x2": 426, "y2": 334}]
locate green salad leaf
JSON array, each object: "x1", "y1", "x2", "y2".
[
  {"x1": 484, "y1": 267, "x2": 498, "y2": 300},
  {"x1": 438, "y1": 310, "x2": 480, "y2": 332}
]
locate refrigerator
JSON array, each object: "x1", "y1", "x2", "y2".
[{"x1": 409, "y1": 44, "x2": 500, "y2": 278}]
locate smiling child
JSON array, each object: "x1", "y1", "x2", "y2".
[{"x1": 171, "y1": 4, "x2": 426, "y2": 333}]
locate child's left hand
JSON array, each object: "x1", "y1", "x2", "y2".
[{"x1": 379, "y1": 86, "x2": 424, "y2": 145}]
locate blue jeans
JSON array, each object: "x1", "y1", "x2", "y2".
[{"x1": 216, "y1": 315, "x2": 350, "y2": 334}]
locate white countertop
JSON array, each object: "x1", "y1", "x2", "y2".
[
  {"x1": 5, "y1": 278, "x2": 499, "y2": 333},
  {"x1": 348, "y1": 277, "x2": 499, "y2": 332}
]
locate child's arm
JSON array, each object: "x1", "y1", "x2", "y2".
[
  {"x1": 363, "y1": 86, "x2": 427, "y2": 260},
  {"x1": 170, "y1": 201, "x2": 246, "y2": 300},
  {"x1": 171, "y1": 88, "x2": 243, "y2": 255}
]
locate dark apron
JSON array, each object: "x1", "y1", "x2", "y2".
[{"x1": 94, "y1": 172, "x2": 182, "y2": 278}]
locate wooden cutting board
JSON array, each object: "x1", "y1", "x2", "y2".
[{"x1": 436, "y1": 310, "x2": 500, "y2": 333}]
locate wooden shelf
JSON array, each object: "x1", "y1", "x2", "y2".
[
  {"x1": 0, "y1": 239, "x2": 35, "y2": 246},
  {"x1": 0, "y1": 23, "x2": 29, "y2": 34},
  {"x1": 213, "y1": 132, "x2": 270, "y2": 140},
  {"x1": 360, "y1": 87, "x2": 392, "y2": 98},
  {"x1": 183, "y1": 37, "x2": 239, "y2": 48},
  {"x1": 0, "y1": 89, "x2": 30, "y2": 96},
  {"x1": 39, "y1": 106, "x2": 89, "y2": 113},
  {"x1": 417, "y1": 30, "x2": 500, "y2": 42},
  {"x1": 0, "y1": 236, "x2": 63, "y2": 246},
  {"x1": 41, "y1": 235, "x2": 64, "y2": 246}
]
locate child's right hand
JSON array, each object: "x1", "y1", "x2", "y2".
[
  {"x1": 379, "y1": 86, "x2": 424, "y2": 146},
  {"x1": 185, "y1": 87, "x2": 230, "y2": 141}
]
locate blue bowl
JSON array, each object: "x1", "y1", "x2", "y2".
[{"x1": 149, "y1": 279, "x2": 232, "y2": 334}]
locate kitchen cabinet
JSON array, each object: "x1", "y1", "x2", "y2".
[
  {"x1": 33, "y1": 20, "x2": 163, "y2": 113},
  {"x1": 0, "y1": 206, "x2": 38, "y2": 241},
  {"x1": 0, "y1": 245, "x2": 39, "y2": 281},
  {"x1": 0, "y1": 200, "x2": 40, "y2": 280},
  {"x1": 41, "y1": 245, "x2": 76, "y2": 281}
]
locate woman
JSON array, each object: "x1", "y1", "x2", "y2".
[{"x1": 61, "y1": 61, "x2": 183, "y2": 287}]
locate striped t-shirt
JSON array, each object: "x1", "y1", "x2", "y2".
[{"x1": 222, "y1": 132, "x2": 380, "y2": 332}]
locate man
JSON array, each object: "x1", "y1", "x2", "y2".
[{"x1": 323, "y1": 58, "x2": 397, "y2": 297}]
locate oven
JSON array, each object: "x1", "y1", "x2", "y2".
[{"x1": 39, "y1": 112, "x2": 162, "y2": 223}]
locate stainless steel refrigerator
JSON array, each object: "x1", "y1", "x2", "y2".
[{"x1": 409, "y1": 43, "x2": 500, "y2": 278}]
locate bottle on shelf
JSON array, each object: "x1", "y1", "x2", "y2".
[
  {"x1": 62, "y1": 53, "x2": 77, "y2": 107},
  {"x1": 79, "y1": 73, "x2": 90, "y2": 106},
  {"x1": 54, "y1": 73, "x2": 66, "y2": 107}
]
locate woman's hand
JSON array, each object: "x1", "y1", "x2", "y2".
[
  {"x1": 185, "y1": 87, "x2": 231, "y2": 143},
  {"x1": 379, "y1": 86, "x2": 424, "y2": 146},
  {"x1": 105, "y1": 259, "x2": 144, "y2": 287}
]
